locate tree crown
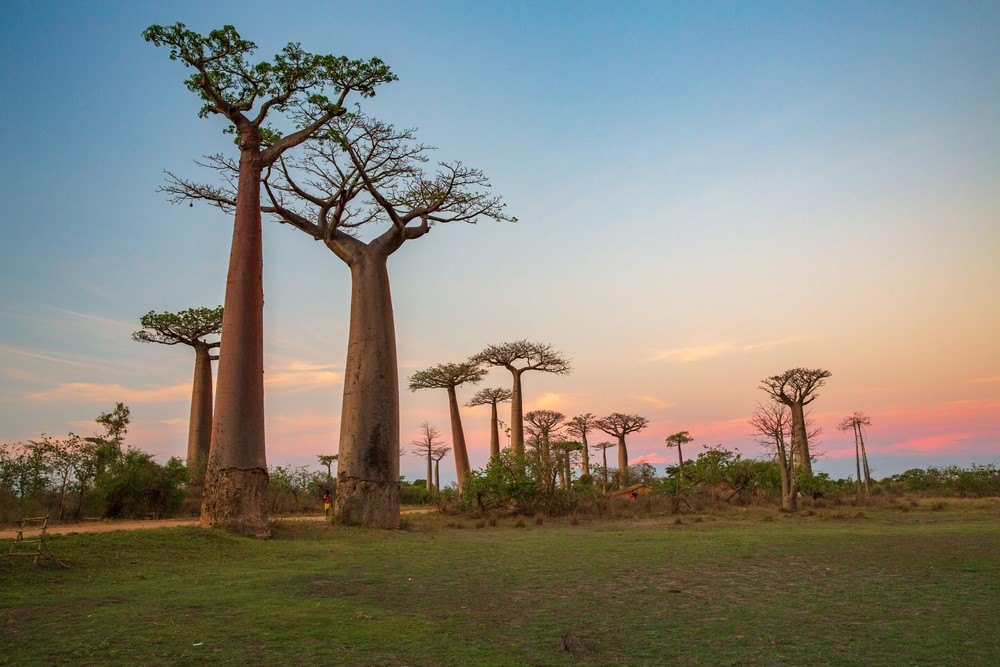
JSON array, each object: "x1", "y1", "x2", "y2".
[
  {"x1": 466, "y1": 387, "x2": 514, "y2": 407},
  {"x1": 565, "y1": 413, "x2": 597, "y2": 439},
  {"x1": 761, "y1": 367, "x2": 832, "y2": 406},
  {"x1": 132, "y1": 306, "x2": 223, "y2": 347},
  {"x1": 409, "y1": 362, "x2": 486, "y2": 391},
  {"x1": 524, "y1": 410, "x2": 566, "y2": 434},
  {"x1": 470, "y1": 339, "x2": 572, "y2": 375},
  {"x1": 595, "y1": 413, "x2": 650, "y2": 438},
  {"x1": 665, "y1": 431, "x2": 694, "y2": 448}
]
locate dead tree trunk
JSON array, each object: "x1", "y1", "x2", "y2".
[
  {"x1": 334, "y1": 250, "x2": 400, "y2": 528},
  {"x1": 201, "y1": 145, "x2": 269, "y2": 538}
]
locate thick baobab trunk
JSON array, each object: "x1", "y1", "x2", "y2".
[
  {"x1": 201, "y1": 146, "x2": 269, "y2": 538},
  {"x1": 789, "y1": 401, "x2": 812, "y2": 476},
  {"x1": 434, "y1": 459, "x2": 441, "y2": 492},
  {"x1": 558, "y1": 453, "x2": 567, "y2": 489},
  {"x1": 425, "y1": 450, "x2": 433, "y2": 492},
  {"x1": 489, "y1": 401, "x2": 500, "y2": 459},
  {"x1": 334, "y1": 251, "x2": 400, "y2": 528},
  {"x1": 447, "y1": 385, "x2": 471, "y2": 493},
  {"x1": 777, "y1": 436, "x2": 797, "y2": 512},
  {"x1": 580, "y1": 431, "x2": 590, "y2": 477},
  {"x1": 617, "y1": 435, "x2": 629, "y2": 489},
  {"x1": 601, "y1": 448, "x2": 609, "y2": 488},
  {"x1": 187, "y1": 345, "x2": 214, "y2": 479},
  {"x1": 509, "y1": 370, "x2": 525, "y2": 459}
]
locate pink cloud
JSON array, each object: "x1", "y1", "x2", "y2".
[
  {"x1": 22, "y1": 382, "x2": 190, "y2": 404},
  {"x1": 884, "y1": 433, "x2": 982, "y2": 454}
]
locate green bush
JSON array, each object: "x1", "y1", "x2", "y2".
[{"x1": 90, "y1": 449, "x2": 186, "y2": 518}]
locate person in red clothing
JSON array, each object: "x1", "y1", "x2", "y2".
[{"x1": 322, "y1": 489, "x2": 333, "y2": 517}]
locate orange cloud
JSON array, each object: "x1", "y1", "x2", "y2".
[
  {"x1": 885, "y1": 433, "x2": 981, "y2": 454},
  {"x1": 629, "y1": 395, "x2": 672, "y2": 409},
  {"x1": 22, "y1": 382, "x2": 190, "y2": 404},
  {"x1": 646, "y1": 335, "x2": 813, "y2": 363}
]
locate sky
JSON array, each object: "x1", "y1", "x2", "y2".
[{"x1": 0, "y1": 1, "x2": 997, "y2": 485}]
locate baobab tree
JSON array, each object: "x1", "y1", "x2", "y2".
[
  {"x1": 146, "y1": 23, "x2": 395, "y2": 536},
  {"x1": 524, "y1": 409, "x2": 566, "y2": 488},
  {"x1": 431, "y1": 446, "x2": 450, "y2": 492},
  {"x1": 595, "y1": 413, "x2": 650, "y2": 489},
  {"x1": 838, "y1": 412, "x2": 873, "y2": 497},
  {"x1": 664, "y1": 431, "x2": 693, "y2": 480},
  {"x1": 470, "y1": 340, "x2": 571, "y2": 463},
  {"x1": 565, "y1": 413, "x2": 597, "y2": 477},
  {"x1": 466, "y1": 388, "x2": 513, "y2": 460},
  {"x1": 166, "y1": 113, "x2": 512, "y2": 528},
  {"x1": 550, "y1": 440, "x2": 582, "y2": 489},
  {"x1": 591, "y1": 441, "x2": 616, "y2": 489},
  {"x1": 410, "y1": 363, "x2": 487, "y2": 494},
  {"x1": 317, "y1": 454, "x2": 338, "y2": 488},
  {"x1": 132, "y1": 307, "x2": 223, "y2": 478},
  {"x1": 409, "y1": 422, "x2": 445, "y2": 492},
  {"x1": 749, "y1": 401, "x2": 798, "y2": 511},
  {"x1": 760, "y1": 368, "x2": 832, "y2": 477}
]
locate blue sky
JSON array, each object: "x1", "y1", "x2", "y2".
[{"x1": 1, "y1": 1, "x2": 997, "y2": 483}]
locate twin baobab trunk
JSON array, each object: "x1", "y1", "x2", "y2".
[
  {"x1": 335, "y1": 250, "x2": 400, "y2": 528},
  {"x1": 789, "y1": 402, "x2": 812, "y2": 476},
  {"x1": 447, "y1": 386, "x2": 472, "y2": 493},
  {"x1": 187, "y1": 345, "x2": 214, "y2": 479},
  {"x1": 201, "y1": 148, "x2": 269, "y2": 538},
  {"x1": 859, "y1": 427, "x2": 872, "y2": 496}
]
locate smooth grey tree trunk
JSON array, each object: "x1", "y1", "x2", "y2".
[{"x1": 334, "y1": 250, "x2": 400, "y2": 528}]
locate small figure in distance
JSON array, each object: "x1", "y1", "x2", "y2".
[{"x1": 322, "y1": 489, "x2": 333, "y2": 518}]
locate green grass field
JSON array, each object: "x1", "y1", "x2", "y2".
[{"x1": 2, "y1": 500, "x2": 998, "y2": 665}]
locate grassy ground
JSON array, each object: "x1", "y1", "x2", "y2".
[{"x1": 2, "y1": 498, "x2": 998, "y2": 665}]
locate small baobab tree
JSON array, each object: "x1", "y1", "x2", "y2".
[
  {"x1": 760, "y1": 368, "x2": 832, "y2": 477},
  {"x1": 132, "y1": 306, "x2": 223, "y2": 478},
  {"x1": 524, "y1": 409, "x2": 566, "y2": 490},
  {"x1": 550, "y1": 440, "x2": 582, "y2": 489},
  {"x1": 595, "y1": 413, "x2": 650, "y2": 489},
  {"x1": 466, "y1": 387, "x2": 513, "y2": 460},
  {"x1": 431, "y1": 446, "x2": 450, "y2": 492},
  {"x1": 470, "y1": 341, "x2": 571, "y2": 464},
  {"x1": 565, "y1": 413, "x2": 597, "y2": 478},
  {"x1": 838, "y1": 412, "x2": 873, "y2": 497},
  {"x1": 749, "y1": 401, "x2": 798, "y2": 511},
  {"x1": 409, "y1": 422, "x2": 445, "y2": 492},
  {"x1": 591, "y1": 441, "x2": 616, "y2": 489},
  {"x1": 146, "y1": 23, "x2": 395, "y2": 536},
  {"x1": 168, "y1": 112, "x2": 513, "y2": 528},
  {"x1": 317, "y1": 454, "x2": 338, "y2": 488},
  {"x1": 409, "y1": 363, "x2": 487, "y2": 494},
  {"x1": 664, "y1": 431, "x2": 693, "y2": 480}
]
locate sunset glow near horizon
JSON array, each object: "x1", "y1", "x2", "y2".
[{"x1": 1, "y1": 1, "x2": 997, "y2": 485}]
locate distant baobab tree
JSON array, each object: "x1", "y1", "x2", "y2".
[
  {"x1": 760, "y1": 368, "x2": 832, "y2": 476},
  {"x1": 317, "y1": 454, "x2": 338, "y2": 488},
  {"x1": 409, "y1": 422, "x2": 446, "y2": 492},
  {"x1": 525, "y1": 409, "x2": 566, "y2": 489},
  {"x1": 565, "y1": 413, "x2": 597, "y2": 478},
  {"x1": 749, "y1": 402, "x2": 798, "y2": 511},
  {"x1": 431, "y1": 446, "x2": 450, "y2": 492},
  {"x1": 595, "y1": 413, "x2": 650, "y2": 489},
  {"x1": 550, "y1": 440, "x2": 582, "y2": 489},
  {"x1": 132, "y1": 306, "x2": 223, "y2": 479},
  {"x1": 838, "y1": 412, "x2": 873, "y2": 497},
  {"x1": 168, "y1": 111, "x2": 513, "y2": 528},
  {"x1": 591, "y1": 441, "x2": 616, "y2": 489},
  {"x1": 664, "y1": 431, "x2": 693, "y2": 480},
  {"x1": 466, "y1": 387, "x2": 513, "y2": 460},
  {"x1": 470, "y1": 341, "x2": 571, "y2": 466},
  {"x1": 410, "y1": 363, "x2": 487, "y2": 494},
  {"x1": 146, "y1": 23, "x2": 395, "y2": 536}
]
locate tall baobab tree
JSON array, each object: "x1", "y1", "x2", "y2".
[
  {"x1": 410, "y1": 363, "x2": 487, "y2": 494},
  {"x1": 565, "y1": 413, "x2": 597, "y2": 477},
  {"x1": 524, "y1": 409, "x2": 566, "y2": 488},
  {"x1": 167, "y1": 113, "x2": 513, "y2": 528},
  {"x1": 591, "y1": 441, "x2": 616, "y2": 489},
  {"x1": 838, "y1": 412, "x2": 873, "y2": 497},
  {"x1": 749, "y1": 401, "x2": 798, "y2": 511},
  {"x1": 760, "y1": 368, "x2": 832, "y2": 477},
  {"x1": 596, "y1": 413, "x2": 650, "y2": 489},
  {"x1": 132, "y1": 307, "x2": 223, "y2": 478},
  {"x1": 466, "y1": 387, "x2": 513, "y2": 460},
  {"x1": 409, "y1": 422, "x2": 445, "y2": 492},
  {"x1": 664, "y1": 431, "x2": 693, "y2": 480},
  {"x1": 431, "y1": 446, "x2": 450, "y2": 492},
  {"x1": 470, "y1": 341, "x2": 571, "y2": 464},
  {"x1": 146, "y1": 23, "x2": 395, "y2": 536}
]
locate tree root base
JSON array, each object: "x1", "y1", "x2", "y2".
[
  {"x1": 200, "y1": 467, "x2": 270, "y2": 538},
  {"x1": 333, "y1": 477, "x2": 400, "y2": 528}
]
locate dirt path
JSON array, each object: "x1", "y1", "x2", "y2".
[{"x1": 0, "y1": 508, "x2": 435, "y2": 539}]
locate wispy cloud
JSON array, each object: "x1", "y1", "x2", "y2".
[
  {"x1": 646, "y1": 335, "x2": 813, "y2": 363},
  {"x1": 264, "y1": 357, "x2": 344, "y2": 394},
  {"x1": 885, "y1": 433, "x2": 980, "y2": 454},
  {"x1": 0, "y1": 345, "x2": 111, "y2": 372},
  {"x1": 23, "y1": 382, "x2": 191, "y2": 404},
  {"x1": 629, "y1": 395, "x2": 672, "y2": 409}
]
